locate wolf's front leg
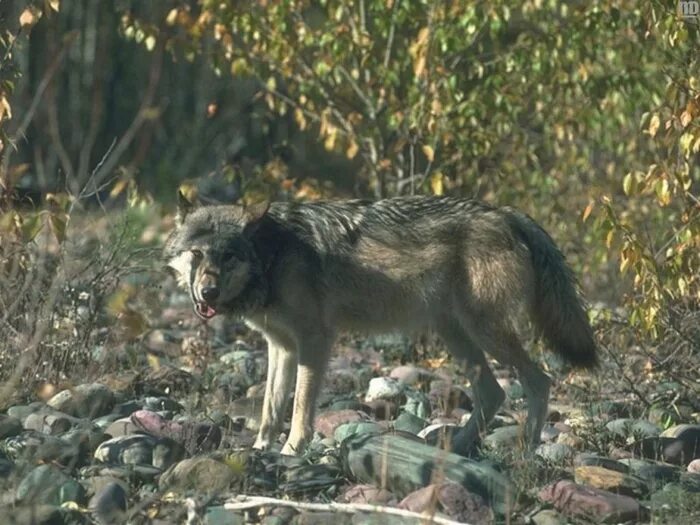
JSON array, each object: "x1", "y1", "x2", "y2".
[
  {"x1": 253, "y1": 340, "x2": 296, "y2": 450},
  {"x1": 280, "y1": 337, "x2": 331, "y2": 456}
]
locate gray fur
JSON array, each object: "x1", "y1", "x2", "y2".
[{"x1": 164, "y1": 195, "x2": 597, "y2": 456}]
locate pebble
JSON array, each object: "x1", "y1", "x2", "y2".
[
  {"x1": 159, "y1": 457, "x2": 239, "y2": 493},
  {"x1": 364, "y1": 377, "x2": 404, "y2": 402},
  {"x1": 574, "y1": 453, "x2": 629, "y2": 473},
  {"x1": 47, "y1": 383, "x2": 115, "y2": 419},
  {"x1": 630, "y1": 435, "x2": 700, "y2": 466},
  {"x1": 94, "y1": 434, "x2": 184, "y2": 469},
  {"x1": 606, "y1": 418, "x2": 661, "y2": 440},
  {"x1": 389, "y1": 365, "x2": 433, "y2": 386},
  {"x1": 392, "y1": 412, "x2": 427, "y2": 435},
  {"x1": 688, "y1": 458, "x2": 700, "y2": 473},
  {"x1": 618, "y1": 458, "x2": 680, "y2": 486},
  {"x1": 402, "y1": 390, "x2": 431, "y2": 420},
  {"x1": 89, "y1": 481, "x2": 128, "y2": 525},
  {"x1": 204, "y1": 506, "x2": 246, "y2": 525},
  {"x1": 7, "y1": 402, "x2": 46, "y2": 424},
  {"x1": 17, "y1": 464, "x2": 87, "y2": 506},
  {"x1": 333, "y1": 421, "x2": 381, "y2": 444},
  {"x1": 483, "y1": 425, "x2": 522, "y2": 449},
  {"x1": 531, "y1": 509, "x2": 566, "y2": 525},
  {"x1": 104, "y1": 417, "x2": 140, "y2": 438},
  {"x1": 536, "y1": 443, "x2": 575, "y2": 463},
  {"x1": 24, "y1": 410, "x2": 83, "y2": 435},
  {"x1": 3, "y1": 432, "x2": 85, "y2": 466},
  {"x1": 0, "y1": 414, "x2": 22, "y2": 439}
]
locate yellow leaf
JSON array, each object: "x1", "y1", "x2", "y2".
[
  {"x1": 294, "y1": 108, "x2": 307, "y2": 131},
  {"x1": 605, "y1": 230, "x2": 614, "y2": 248},
  {"x1": 166, "y1": 8, "x2": 179, "y2": 26},
  {"x1": 648, "y1": 114, "x2": 660, "y2": 138},
  {"x1": 620, "y1": 254, "x2": 629, "y2": 274},
  {"x1": 346, "y1": 139, "x2": 359, "y2": 159},
  {"x1": 581, "y1": 201, "x2": 594, "y2": 222},
  {"x1": 147, "y1": 353, "x2": 161, "y2": 370},
  {"x1": 415, "y1": 27, "x2": 430, "y2": 48},
  {"x1": 48, "y1": 0, "x2": 60, "y2": 12},
  {"x1": 622, "y1": 172, "x2": 634, "y2": 196},
  {"x1": 110, "y1": 179, "x2": 129, "y2": 198},
  {"x1": 145, "y1": 35, "x2": 156, "y2": 51},
  {"x1": 430, "y1": 172, "x2": 444, "y2": 196},
  {"x1": 0, "y1": 94, "x2": 11, "y2": 121},
  {"x1": 413, "y1": 55, "x2": 426, "y2": 78},
  {"x1": 324, "y1": 127, "x2": 337, "y2": 151},
  {"x1": 422, "y1": 144, "x2": 435, "y2": 162},
  {"x1": 655, "y1": 178, "x2": 670, "y2": 206},
  {"x1": 680, "y1": 110, "x2": 692, "y2": 128},
  {"x1": 230, "y1": 58, "x2": 248, "y2": 76},
  {"x1": 19, "y1": 7, "x2": 40, "y2": 28},
  {"x1": 178, "y1": 182, "x2": 198, "y2": 202}
]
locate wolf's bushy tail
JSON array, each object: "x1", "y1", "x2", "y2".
[{"x1": 506, "y1": 209, "x2": 597, "y2": 368}]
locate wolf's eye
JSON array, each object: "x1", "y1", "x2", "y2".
[
  {"x1": 191, "y1": 249, "x2": 203, "y2": 258},
  {"x1": 222, "y1": 250, "x2": 238, "y2": 261}
]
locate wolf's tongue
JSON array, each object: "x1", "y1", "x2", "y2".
[{"x1": 196, "y1": 302, "x2": 217, "y2": 318}]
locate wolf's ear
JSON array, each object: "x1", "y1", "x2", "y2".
[
  {"x1": 244, "y1": 200, "x2": 270, "y2": 224},
  {"x1": 176, "y1": 190, "x2": 195, "y2": 225},
  {"x1": 242, "y1": 200, "x2": 270, "y2": 236}
]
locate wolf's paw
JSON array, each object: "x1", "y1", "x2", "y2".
[
  {"x1": 280, "y1": 440, "x2": 302, "y2": 456},
  {"x1": 252, "y1": 437, "x2": 270, "y2": 450}
]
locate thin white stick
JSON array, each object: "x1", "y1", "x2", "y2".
[{"x1": 222, "y1": 494, "x2": 469, "y2": 525}]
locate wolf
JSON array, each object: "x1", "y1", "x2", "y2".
[{"x1": 164, "y1": 193, "x2": 596, "y2": 456}]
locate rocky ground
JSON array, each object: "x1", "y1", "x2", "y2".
[{"x1": 0, "y1": 214, "x2": 699, "y2": 524}]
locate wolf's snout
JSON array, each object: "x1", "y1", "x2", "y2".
[{"x1": 201, "y1": 286, "x2": 220, "y2": 302}]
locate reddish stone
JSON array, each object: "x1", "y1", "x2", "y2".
[
  {"x1": 538, "y1": 480, "x2": 647, "y2": 523},
  {"x1": 313, "y1": 409, "x2": 367, "y2": 437},
  {"x1": 399, "y1": 482, "x2": 494, "y2": 524},
  {"x1": 339, "y1": 484, "x2": 395, "y2": 505}
]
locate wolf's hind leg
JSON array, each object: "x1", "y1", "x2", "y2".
[
  {"x1": 495, "y1": 336, "x2": 551, "y2": 448},
  {"x1": 439, "y1": 319, "x2": 505, "y2": 456},
  {"x1": 253, "y1": 339, "x2": 296, "y2": 450}
]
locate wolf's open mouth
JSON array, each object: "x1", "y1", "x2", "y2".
[{"x1": 195, "y1": 301, "x2": 217, "y2": 319}]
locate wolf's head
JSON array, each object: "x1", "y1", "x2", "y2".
[{"x1": 163, "y1": 192, "x2": 270, "y2": 320}]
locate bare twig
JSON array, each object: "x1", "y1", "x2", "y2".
[
  {"x1": 383, "y1": 0, "x2": 401, "y2": 69},
  {"x1": 223, "y1": 495, "x2": 467, "y2": 525}
]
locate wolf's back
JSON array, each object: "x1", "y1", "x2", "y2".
[{"x1": 505, "y1": 209, "x2": 597, "y2": 368}]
